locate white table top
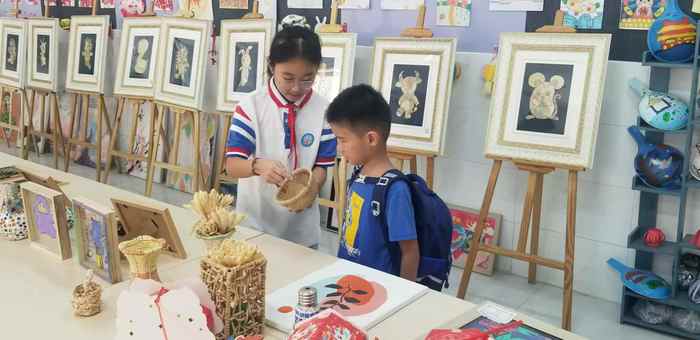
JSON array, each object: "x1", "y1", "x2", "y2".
[{"x1": 0, "y1": 153, "x2": 585, "y2": 339}]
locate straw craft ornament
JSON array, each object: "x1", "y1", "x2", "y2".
[
  {"x1": 71, "y1": 270, "x2": 102, "y2": 317},
  {"x1": 119, "y1": 236, "x2": 167, "y2": 281},
  {"x1": 275, "y1": 168, "x2": 315, "y2": 211},
  {"x1": 187, "y1": 190, "x2": 245, "y2": 237},
  {"x1": 208, "y1": 239, "x2": 263, "y2": 267}
]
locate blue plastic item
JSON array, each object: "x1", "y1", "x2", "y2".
[
  {"x1": 607, "y1": 258, "x2": 671, "y2": 300},
  {"x1": 647, "y1": 0, "x2": 697, "y2": 63},
  {"x1": 628, "y1": 126, "x2": 683, "y2": 189},
  {"x1": 629, "y1": 78, "x2": 688, "y2": 131}
]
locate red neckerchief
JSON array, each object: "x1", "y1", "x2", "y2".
[{"x1": 267, "y1": 79, "x2": 313, "y2": 169}]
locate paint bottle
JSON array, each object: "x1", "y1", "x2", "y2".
[{"x1": 294, "y1": 286, "x2": 319, "y2": 327}]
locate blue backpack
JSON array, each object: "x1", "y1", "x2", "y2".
[{"x1": 349, "y1": 168, "x2": 453, "y2": 291}]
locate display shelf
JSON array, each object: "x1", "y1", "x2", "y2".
[
  {"x1": 632, "y1": 176, "x2": 682, "y2": 196},
  {"x1": 686, "y1": 177, "x2": 700, "y2": 189},
  {"x1": 678, "y1": 235, "x2": 700, "y2": 251},
  {"x1": 627, "y1": 226, "x2": 678, "y2": 255},
  {"x1": 621, "y1": 313, "x2": 697, "y2": 340},
  {"x1": 636, "y1": 117, "x2": 690, "y2": 134},
  {"x1": 624, "y1": 288, "x2": 700, "y2": 313},
  {"x1": 642, "y1": 51, "x2": 694, "y2": 69}
]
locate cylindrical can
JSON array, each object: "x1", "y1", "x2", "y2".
[{"x1": 294, "y1": 286, "x2": 320, "y2": 326}]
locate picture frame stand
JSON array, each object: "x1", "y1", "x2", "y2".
[
  {"x1": 242, "y1": 0, "x2": 265, "y2": 20},
  {"x1": 388, "y1": 149, "x2": 436, "y2": 190},
  {"x1": 0, "y1": 86, "x2": 27, "y2": 159},
  {"x1": 63, "y1": 91, "x2": 112, "y2": 181},
  {"x1": 456, "y1": 157, "x2": 582, "y2": 331},
  {"x1": 145, "y1": 102, "x2": 203, "y2": 197},
  {"x1": 400, "y1": 4, "x2": 433, "y2": 38},
  {"x1": 535, "y1": 10, "x2": 576, "y2": 33},
  {"x1": 317, "y1": 0, "x2": 344, "y2": 33},
  {"x1": 24, "y1": 88, "x2": 67, "y2": 170}
]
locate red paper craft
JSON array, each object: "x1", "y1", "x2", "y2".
[
  {"x1": 289, "y1": 309, "x2": 367, "y2": 340},
  {"x1": 425, "y1": 320, "x2": 523, "y2": 340}
]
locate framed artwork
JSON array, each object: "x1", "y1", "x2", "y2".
[
  {"x1": 266, "y1": 259, "x2": 429, "y2": 332},
  {"x1": 560, "y1": 0, "x2": 604, "y2": 30},
  {"x1": 484, "y1": 33, "x2": 611, "y2": 170},
  {"x1": 489, "y1": 0, "x2": 543, "y2": 11},
  {"x1": 619, "y1": 0, "x2": 666, "y2": 30},
  {"x1": 154, "y1": 18, "x2": 210, "y2": 111},
  {"x1": 216, "y1": 18, "x2": 274, "y2": 112},
  {"x1": 340, "y1": 0, "x2": 370, "y2": 9},
  {"x1": 114, "y1": 17, "x2": 164, "y2": 98},
  {"x1": 111, "y1": 198, "x2": 187, "y2": 259},
  {"x1": 165, "y1": 113, "x2": 216, "y2": 193},
  {"x1": 65, "y1": 15, "x2": 110, "y2": 94},
  {"x1": 381, "y1": 0, "x2": 423, "y2": 10},
  {"x1": 27, "y1": 18, "x2": 60, "y2": 92},
  {"x1": 313, "y1": 33, "x2": 356, "y2": 102},
  {"x1": 436, "y1": 0, "x2": 471, "y2": 27},
  {"x1": 448, "y1": 205, "x2": 502, "y2": 276},
  {"x1": 0, "y1": 18, "x2": 27, "y2": 89},
  {"x1": 20, "y1": 181, "x2": 71, "y2": 260},
  {"x1": 73, "y1": 197, "x2": 121, "y2": 283},
  {"x1": 370, "y1": 37, "x2": 456, "y2": 155}
]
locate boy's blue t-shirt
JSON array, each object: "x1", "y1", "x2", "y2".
[{"x1": 337, "y1": 176, "x2": 417, "y2": 276}]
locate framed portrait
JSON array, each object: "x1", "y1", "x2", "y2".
[
  {"x1": 65, "y1": 15, "x2": 110, "y2": 94},
  {"x1": 20, "y1": 181, "x2": 71, "y2": 260},
  {"x1": 27, "y1": 18, "x2": 60, "y2": 92},
  {"x1": 484, "y1": 33, "x2": 611, "y2": 170},
  {"x1": 154, "y1": 18, "x2": 210, "y2": 111},
  {"x1": 313, "y1": 33, "x2": 356, "y2": 102},
  {"x1": 448, "y1": 205, "x2": 501, "y2": 276},
  {"x1": 370, "y1": 37, "x2": 456, "y2": 156},
  {"x1": 0, "y1": 18, "x2": 27, "y2": 89},
  {"x1": 216, "y1": 18, "x2": 273, "y2": 112},
  {"x1": 73, "y1": 197, "x2": 122, "y2": 284},
  {"x1": 114, "y1": 17, "x2": 164, "y2": 98}
]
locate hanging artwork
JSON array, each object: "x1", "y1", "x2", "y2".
[
  {"x1": 154, "y1": 0, "x2": 173, "y2": 11},
  {"x1": 460, "y1": 316, "x2": 562, "y2": 340},
  {"x1": 78, "y1": 0, "x2": 92, "y2": 7},
  {"x1": 380, "y1": 0, "x2": 423, "y2": 10},
  {"x1": 66, "y1": 15, "x2": 109, "y2": 94},
  {"x1": 20, "y1": 181, "x2": 71, "y2": 260},
  {"x1": 436, "y1": 0, "x2": 471, "y2": 27},
  {"x1": 101, "y1": 0, "x2": 116, "y2": 9},
  {"x1": 620, "y1": 0, "x2": 666, "y2": 30},
  {"x1": 165, "y1": 113, "x2": 216, "y2": 193},
  {"x1": 73, "y1": 197, "x2": 121, "y2": 284},
  {"x1": 370, "y1": 37, "x2": 456, "y2": 155},
  {"x1": 449, "y1": 205, "x2": 502, "y2": 276},
  {"x1": 48, "y1": 0, "x2": 57, "y2": 6},
  {"x1": 120, "y1": 0, "x2": 146, "y2": 17},
  {"x1": 216, "y1": 19, "x2": 274, "y2": 112},
  {"x1": 340, "y1": 0, "x2": 369, "y2": 9},
  {"x1": 219, "y1": 0, "x2": 248, "y2": 9},
  {"x1": 123, "y1": 102, "x2": 165, "y2": 184},
  {"x1": 489, "y1": 0, "x2": 543, "y2": 11},
  {"x1": 61, "y1": 0, "x2": 74, "y2": 6},
  {"x1": 266, "y1": 259, "x2": 428, "y2": 332},
  {"x1": 313, "y1": 33, "x2": 356, "y2": 102},
  {"x1": 27, "y1": 18, "x2": 59, "y2": 92},
  {"x1": 115, "y1": 17, "x2": 163, "y2": 98},
  {"x1": 560, "y1": 0, "x2": 604, "y2": 30},
  {"x1": 288, "y1": 0, "x2": 322, "y2": 9},
  {"x1": 0, "y1": 18, "x2": 27, "y2": 89},
  {"x1": 0, "y1": 91, "x2": 20, "y2": 146},
  {"x1": 184, "y1": 0, "x2": 214, "y2": 20}
]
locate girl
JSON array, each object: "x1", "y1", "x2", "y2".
[{"x1": 225, "y1": 25, "x2": 336, "y2": 247}]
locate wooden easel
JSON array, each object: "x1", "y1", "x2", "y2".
[
  {"x1": 317, "y1": 0, "x2": 343, "y2": 33},
  {"x1": 242, "y1": 0, "x2": 264, "y2": 20},
  {"x1": 318, "y1": 156, "x2": 348, "y2": 228},
  {"x1": 388, "y1": 149, "x2": 435, "y2": 189},
  {"x1": 401, "y1": 4, "x2": 432, "y2": 38},
  {"x1": 458, "y1": 16, "x2": 579, "y2": 331},
  {"x1": 24, "y1": 89, "x2": 66, "y2": 169}
]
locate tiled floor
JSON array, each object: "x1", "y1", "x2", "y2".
[{"x1": 5, "y1": 147, "x2": 681, "y2": 339}]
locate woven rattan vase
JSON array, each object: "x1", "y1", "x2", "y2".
[{"x1": 119, "y1": 235, "x2": 167, "y2": 281}]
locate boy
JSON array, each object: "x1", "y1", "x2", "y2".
[{"x1": 326, "y1": 84, "x2": 420, "y2": 281}]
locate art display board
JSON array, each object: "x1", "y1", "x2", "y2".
[
  {"x1": 114, "y1": 17, "x2": 164, "y2": 98},
  {"x1": 20, "y1": 181, "x2": 72, "y2": 260},
  {"x1": 65, "y1": 15, "x2": 110, "y2": 94},
  {"x1": 27, "y1": 17, "x2": 62, "y2": 92},
  {"x1": 73, "y1": 196, "x2": 122, "y2": 284},
  {"x1": 0, "y1": 18, "x2": 27, "y2": 89}
]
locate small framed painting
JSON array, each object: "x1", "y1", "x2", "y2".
[
  {"x1": 448, "y1": 205, "x2": 502, "y2": 276},
  {"x1": 27, "y1": 18, "x2": 60, "y2": 92},
  {"x1": 484, "y1": 33, "x2": 611, "y2": 170},
  {"x1": 114, "y1": 17, "x2": 164, "y2": 98},
  {"x1": 0, "y1": 18, "x2": 27, "y2": 89},
  {"x1": 154, "y1": 18, "x2": 210, "y2": 111},
  {"x1": 73, "y1": 197, "x2": 121, "y2": 284},
  {"x1": 65, "y1": 15, "x2": 110, "y2": 94},
  {"x1": 216, "y1": 18, "x2": 273, "y2": 112},
  {"x1": 20, "y1": 181, "x2": 71, "y2": 260},
  {"x1": 314, "y1": 33, "x2": 356, "y2": 102},
  {"x1": 370, "y1": 37, "x2": 456, "y2": 155}
]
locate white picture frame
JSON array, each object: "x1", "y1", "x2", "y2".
[
  {"x1": 484, "y1": 33, "x2": 611, "y2": 170},
  {"x1": 27, "y1": 18, "x2": 60, "y2": 92},
  {"x1": 216, "y1": 18, "x2": 273, "y2": 113},
  {"x1": 314, "y1": 32, "x2": 356, "y2": 102},
  {"x1": 0, "y1": 18, "x2": 27, "y2": 89},
  {"x1": 370, "y1": 37, "x2": 456, "y2": 156},
  {"x1": 154, "y1": 18, "x2": 210, "y2": 111},
  {"x1": 114, "y1": 17, "x2": 164, "y2": 98},
  {"x1": 65, "y1": 15, "x2": 110, "y2": 94}
]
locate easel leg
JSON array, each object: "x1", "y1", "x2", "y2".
[
  {"x1": 337, "y1": 157, "x2": 348, "y2": 226},
  {"x1": 64, "y1": 94, "x2": 78, "y2": 172},
  {"x1": 517, "y1": 173, "x2": 537, "y2": 253},
  {"x1": 28, "y1": 90, "x2": 39, "y2": 160},
  {"x1": 52, "y1": 93, "x2": 67, "y2": 168},
  {"x1": 17, "y1": 89, "x2": 26, "y2": 159},
  {"x1": 193, "y1": 110, "x2": 201, "y2": 192},
  {"x1": 528, "y1": 173, "x2": 544, "y2": 284},
  {"x1": 426, "y1": 155, "x2": 435, "y2": 190},
  {"x1": 145, "y1": 104, "x2": 163, "y2": 197},
  {"x1": 213, "y1": 114, "x2": 233, "y2": 191},
  {"x1": 103, "y1": 97, "x2": 126, "y2": 183},
  {"x1": 457, "y1": 160, "x2": 502, "y2": 299},
  {"x1": 409, "y1": 155, "x2": 417, "y2": 174},
  {"x1": 562, "y1": 170, "x2": 578, "y2": 331}
]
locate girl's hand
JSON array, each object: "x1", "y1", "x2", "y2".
[{"x1": 254, "y1": 159, "x2": 288, "y2": 186}]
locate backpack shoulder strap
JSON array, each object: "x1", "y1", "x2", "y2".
[{"x1": 369, "y1": 169, "x2": 407, "y2": 221}]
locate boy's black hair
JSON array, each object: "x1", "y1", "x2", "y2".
[
  {"x1": 268, "y1": 26, "x2": 322, "y2": 77},
  {"x1": 326, "y1": 84, "x2": 391, "y2": 141}
]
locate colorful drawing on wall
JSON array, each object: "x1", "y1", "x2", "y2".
[
  {"x1": 489, "y1": 0, "x2": 543, "y2": 11},
  {"x1": 120, "y1": 0, "x2": 146, "y2": 17},
  {"x1": 561, "y1": 0, "x2": 604, "y2": 29},
  {"x1": 340, "y1": 0, "x2": 369, "y2": 9},
  {"x1": 78, "y1": 0, "x2": 92, "y2": 7},
  {"x1": 154, "y1": 0, "x2": 174, "y2": 12},
  {"x1": 381, "y1": 0, "x2": 423, "y2": 10},
  {"x1": 70, "y1": 99, "x2": 113, "y2": 169},
  {"x1": 436, "y1": 0, "x2": 471, "y2": 27},
  {"x1": 184, "y1": 0, "x2": 214, "y2": 20},
  {"x1": 101, "y1": 0, "x2": 116, "y2": 9},
  {"x1": 61, "y1": 0, "x2": 74, "y2": 6},
  {"x1": 266, "y1": 259, "x2": 428, "y2": 332},
  {"x1": 449, "y1": 206, "x2": 501, "y2": 276},
  {"x1": 220, "y1": 0, "x2": 248, "y2": 9},
  {"x1": 124, "y1": 102, "x2": 165, "y2": 183},
  {"x1": 48, "y1": 0, "x2": 57, "y2": 5},
  {"x1": 166, "y1": 113, "x2": 216, "y2": 193},
  {"x1": 74, "y1": 198, "x2": 121, "y2": 283},
  {"x1": 0, "y1": 90, "x2": 20, "y2": 147},
  {"x1": 461, "y1": 316, "x2": 562, "y2": 340},
  {"x1": 287, "y1": 0, "x2": 322, "y2": 8},
  {"x1": 620, "y1": 0, "x2": 666, "y2": 30}
]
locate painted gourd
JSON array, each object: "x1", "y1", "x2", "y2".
[
  {"x1": 689, "y1": 280, "x2": 700, "y2": 304},
  {"x1": 607, "y1": 258, "x2": 671, "y2": 299},
  {"x1": 643, "y1": 227, "x2": 666, "y2": 247},
  {"x1": 647, "y1": 0, "x2": 697, "y2": 63},
  {"x1": 628, "y1": 126, "x2": 683, "y2": 189},
  {"x1": 629, "y1": 78, "x2": 688, "y2": 131}
]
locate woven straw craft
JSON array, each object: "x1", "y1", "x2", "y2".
[
  {"x1": 71, "y1": 270, "x2": 102, "y2": 317},
  {"x1": 119, "y1": 235, "x2": 167, "y2": 281},
  {"x1": 275, "y1": 168, "x2": 314, "y2": 211}
]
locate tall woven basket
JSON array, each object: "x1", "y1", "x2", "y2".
[
  {"x1": 119, "y1": 236, "x2": 166, "y2": 281},
  {"x1": 200, "y1": 254, "x2": 267, "y2": 340}
]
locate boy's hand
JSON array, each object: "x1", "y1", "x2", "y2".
[
  {"x1": 254, "y1": 159, "x2": 288, "y2": 186},
  {"x1": 399, "y1": 239, "x2": 420, "y2": 282}
]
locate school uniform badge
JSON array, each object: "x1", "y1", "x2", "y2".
[{"x1": 301, "y1": 133, "x2": 314, "y2": 147}]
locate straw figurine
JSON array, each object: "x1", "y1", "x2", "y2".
[
  {"x1": 275, "y1": 168, "x2": 315, "y2": 211},
  {"x1": 187, "y1": 189, "x2": 246, "y2": 252},
  {"x1": 118, "y1": 235, "x2": 167, "y2": 281},
  {"x1": 71, "y1": 270, "x2": 102, "y2": 317}
]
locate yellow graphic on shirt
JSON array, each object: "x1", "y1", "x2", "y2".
[{"x1": 344, "y1": 191, "x2": 364, "y2": 248}]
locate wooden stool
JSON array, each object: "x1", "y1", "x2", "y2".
[
  {"x1": 0, "y1": 87, "x2": 26, "y2": 157},
  {"x1": 63, "y1": 92, "x2": 112, "y2": 181},
  {"x1": 24, "y1": 89, "x2": 65, "y2": 169}
]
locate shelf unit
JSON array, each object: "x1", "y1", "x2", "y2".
[{"x1": 620, "y1": 29, "x2": 700, "y2": 339}]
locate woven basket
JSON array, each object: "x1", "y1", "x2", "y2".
[
  {"x1": 200, "y1": 253, "x2": 266, "y2": 340},
  {"x1": 119, "y1": 236, "x2": 166, "y2": 281},
  {"x1": 196, "y1": 228, "x2": 236, "y2": 253},
  {"x1": 72, "y1": 272, "x2": 102, "y2": 317},
  {"x1": 275, "y1": 168, "x2": 314, "y2": 211}
]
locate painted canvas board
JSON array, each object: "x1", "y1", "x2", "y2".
[
  {"x1": 65, "y1": 15, "x2": 109, "y2": 94},
  {"x1": 120, "y1": 0, "x2": 146, "y2": 17},
  {"x1": 166, "y1": 113, "x2": 216, "y2": 193},
  {"x1": 340, "y1": 0, "x2": 369, "y2": 9},
  {"x1": 20, "y1": 181, "x2": 71, "y2": 260},
  {"x1": 381, "y1": 0, "x2": 423, "y2": 10},
  {"x1": 288, "y1": 0, "x2": 322, "y2": 9},
  {"x1": 461, "y1": 316, "x2": 562, "y2": 340},
  {"x1": 489, "y1": 0, "x2": 543, "y2": 11},
  {"x1": 449, "y1": 206, "x2": 501, "y2": 275},
  {"x1": 0, "y1": 91, "x2": 20, "y2": 146},
  {"x1": 266, "y1": 259, "x2": 429, "y2": 332},
  {"x1": 154, "y1": 0, "x2": 174, "y2": 11},
  {"x1": 73, "y1": 197, "x2": 121, "y2": 283},
  {"x1": 101, "y1": 0, "x2": 116, "y2": 9},
  {"x1": 61, "y1": 0, "x2": 74, "y2": 6},
  {"x1": 619, "y1": 0, "x2": 665, "y2": 30},
  {"x1": 78, "y1": 0, "x2": 92, "y2": 8},
  {"x1": 122, "y1": 102, "x2": 165, "y2": 184},
  {"x1": 561, "y1": 0, "x2": 604, "y2": 30},
  {"x1": 436, "y1": 0, "x2": 471, "y2": 27},
  {"x1": 220, "y1": 0, "x2": 248, "y2": 9},
  {"x1": 115, "y1": 17, "x2": 162, "y2": 98}
]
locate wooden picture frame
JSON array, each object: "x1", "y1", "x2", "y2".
[
  {"x1": 27, "y1": 17, "x2": 60, "y2": 92},
  {"x1": 154, "y1": 17, "x2": 210, "y2": 111},
  {"x1": 448, "y1": 205, "x2": 502, "y2": 276},
  {"x1": 20, "y1": 181, "x2": 71, "y2": 260},
  {"x1": 216, "y1": 18, "x2": 274, "y2": 112},
  {"x1": 65, "y1": 15, "x2": 110, "y2": 94},
  {"x1": 73, "y1": 197, "x2": 121, "y2": 283},
  {"x1": 484, "y1": 33, "x2": 611, "y2": 170},
  {"x1": 110, "y1": 198, "x2": 187, "y2": 259},
  {"x1": 0, "y1": 18, "x2": 27, "y2": 89},
  {"x1": 114, "y1": 17, "x2": 164, "y2": 98},
  {"x1": 370, "y1": 37, "x2": 456, "y2": 156},
  {"x1": 314, "y1": 32, "x2": 356, "y2": 102}
]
